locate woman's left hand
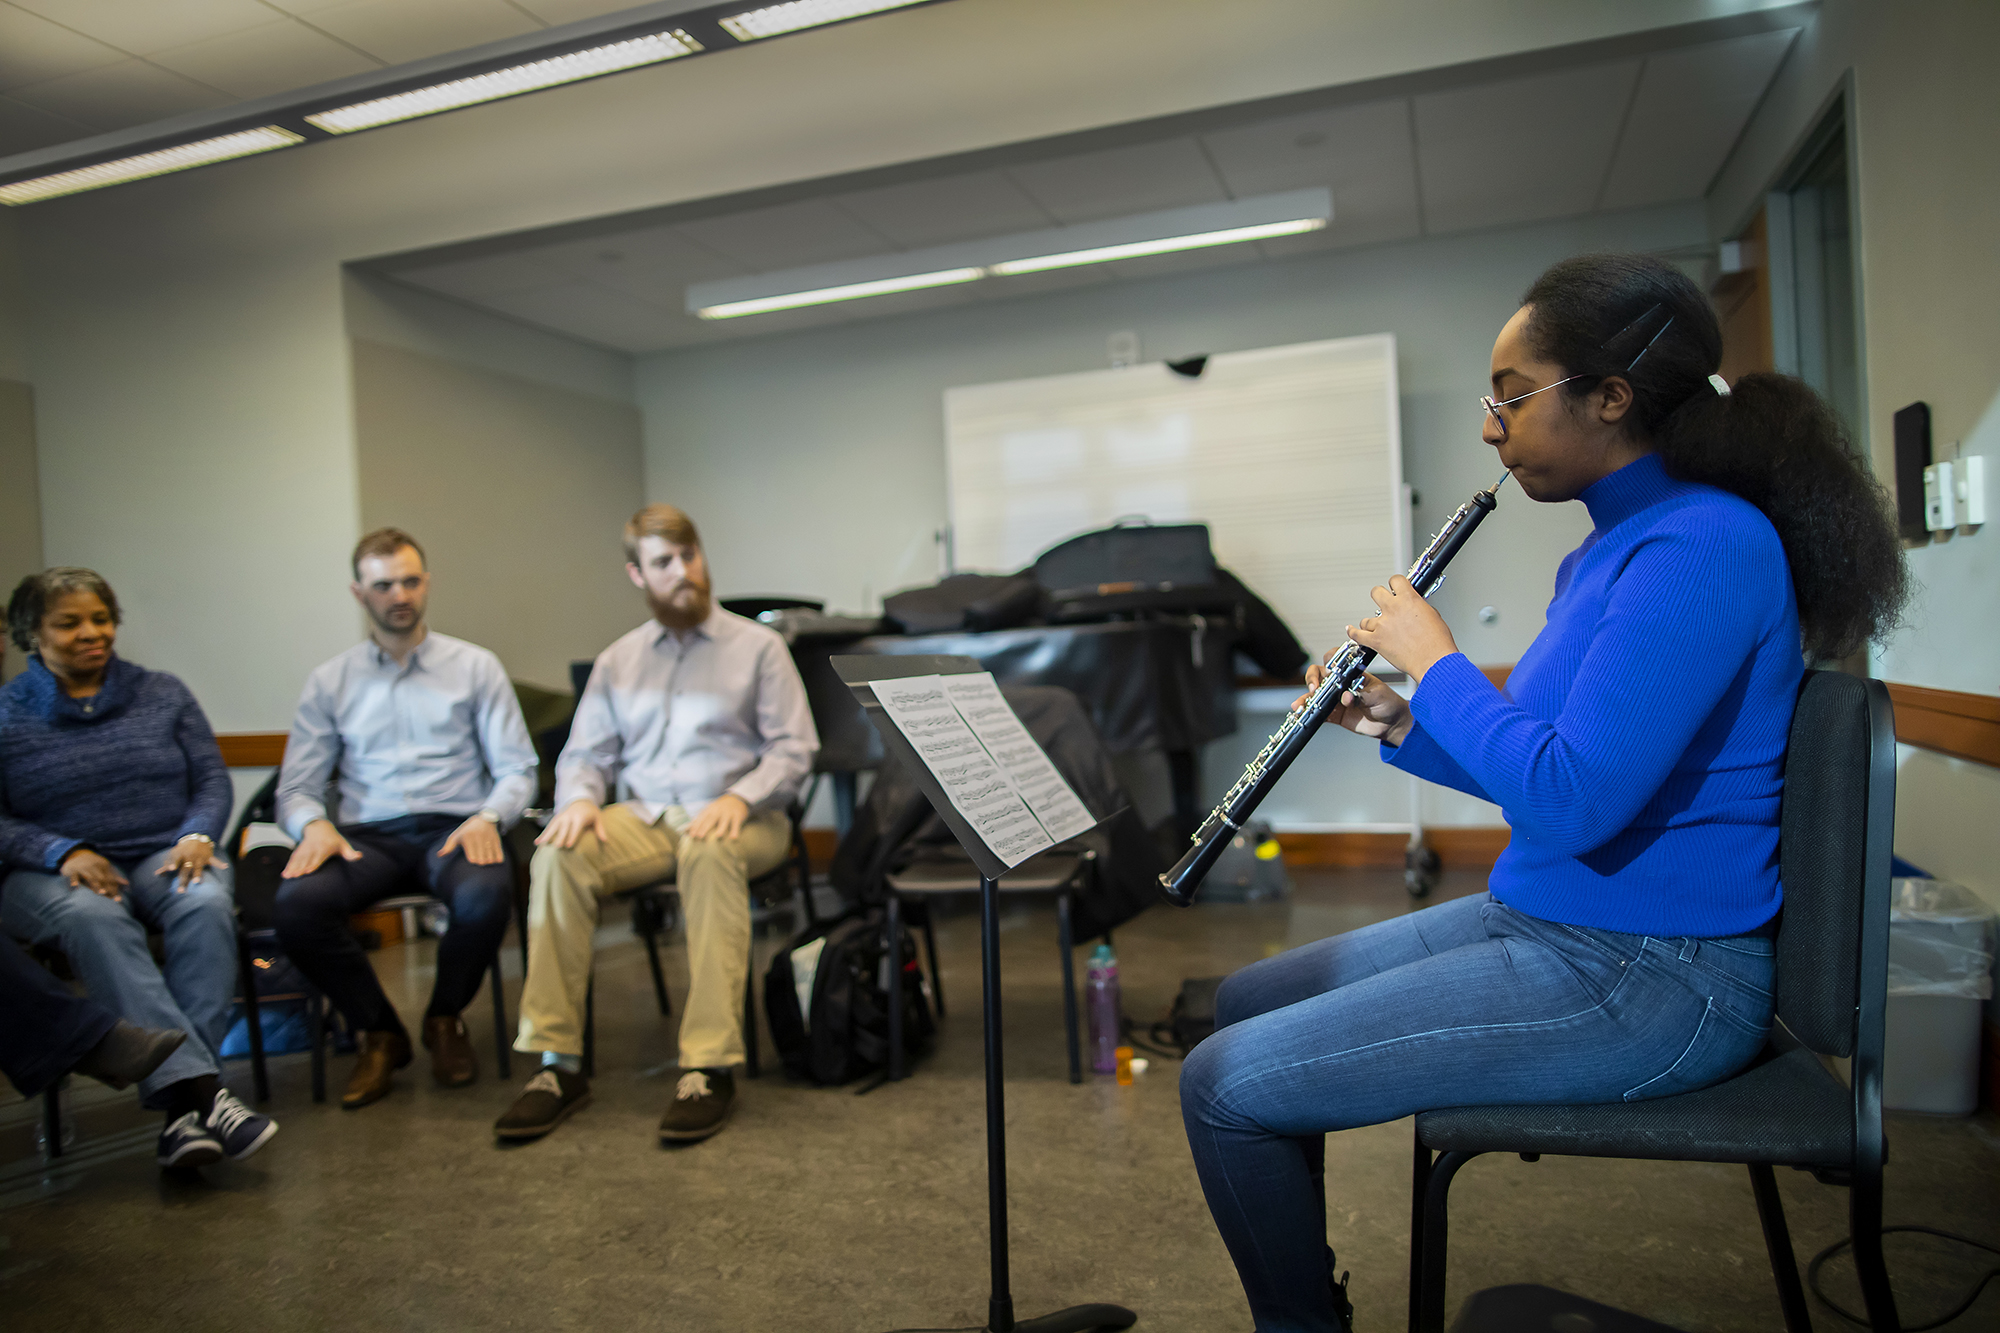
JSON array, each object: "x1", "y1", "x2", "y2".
[
  {"x1": 159, "y1": 838, "x2": 227, "y2": 891},
  {"x1": 1346, "y1": 575, "x2": 1460, "y2": 685}
]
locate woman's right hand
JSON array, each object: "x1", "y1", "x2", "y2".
[
  {"x1": 1295, "y1": 666, "x2": 1414, "y2": 746},
  {"x1": 60, "y1": 848, "x2": 128, "y2": 902}
]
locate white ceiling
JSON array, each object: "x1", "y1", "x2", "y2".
[
  {"x1": 378, "y1": 26, "x2": 1798, "y2": 354},
  {"x1": 0, "y1": 0, "x2": 642, "y2": 155}
]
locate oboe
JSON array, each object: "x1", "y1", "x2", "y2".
[{"x1": 1159, "y1": 469, "x2": 1511, "y2": 906}]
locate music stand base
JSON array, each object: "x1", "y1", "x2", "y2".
[{"x1": 995, "y1": 1302, "x2": 1137, "y2": 1332}]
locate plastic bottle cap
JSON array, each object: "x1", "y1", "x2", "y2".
[{"x1": 1090, "y1": 943, "x2": 1115, "y2": 965}]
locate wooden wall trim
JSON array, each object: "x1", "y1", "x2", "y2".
[
  {"x1": 1275, "y1": 827, "x2": 1509, "y2": 870},
  {"x1": 1884, "y1": 682, "x2": 2000, "y2": 768},
  {"x1": 217, "y1": 732, "x2": 287, "y2": 767}
]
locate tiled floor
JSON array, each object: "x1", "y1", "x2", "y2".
[{"x1": 3, "y1": 868, "x2": 1996, "y2": 1331}]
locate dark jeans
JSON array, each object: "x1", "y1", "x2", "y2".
[
  {"x1": 1181, "y1": 892, "x2": 1775, "y2": 1331},
  {"x1": 0, "y1": 930, "x2": 118, "y2": 1097},
  {"x1": 272, "y1": 813, "x2": 513, "y2": 1035}
]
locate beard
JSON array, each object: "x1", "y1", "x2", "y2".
[
  {"x1": 647, "y1": 578, "x2": 712, "y2": 630},
  {"x1": 367, "y1": 600, "x2": 424, "y2": 637}
]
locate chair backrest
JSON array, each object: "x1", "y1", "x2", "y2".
[{"x1": 1773, "y1": 670, "x2": 1897, "y2": 1065}]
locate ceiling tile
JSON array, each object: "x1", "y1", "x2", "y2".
[
  {"x1": 1599, "y1": 29, "x2": 1797, "y2": 211},
  {"x1": 1415, "y1": 61, "x2": 1640, "y2": 235},
  {"x1": 675, "y1": 199, "x2": 899, "y2": 270},
  {"x1": 474, "y1": 279, "x2": 681, "y2": 352},
  {"x1": 510, "y1": 0, "x2": 648, "y2": 24},
  {"x1": 533, "y1": 225, "x2": 748, "y2": 302},
  {"x1": 6, "y1": 58, "x2": 232, "y2": 131},
  {"x1": 0, "y1": 91, "x2": 92, "y2": 156},
  {"x1": 304, "y1": 0, "x2": 543, "y2": 66},
  {"x1": 830, "y1": 170, "x2": 1055, "y2": 249},
  {"x1": 1006, "y1": 138, "x2": 1228, "y2": 225},
  {"x1": 0, "y1": 5, "x2": 126, "y2": 93},
  {"x1": 148, "y1": 19, "x2": 382, "y2": 100},
  {"x1": 1201, "y1": 98, "x2": 1421, "y2": 249},
  {"x1": 397, "y1": 250, "x2": 570, "y2": 302},
  {"x1": 8, "y1": 0, "x2": 279, "y2": 56}
]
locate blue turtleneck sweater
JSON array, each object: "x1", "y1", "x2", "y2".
[
  {"x1": 1387, "y1": 453, "x2": 1801, "y2": 937},
  {"x1": 0, "y1": 655, "x2": 232, "y2": 871}
]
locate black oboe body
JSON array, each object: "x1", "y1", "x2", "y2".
[{"x1": 1158, "y1": 470, "x2": 1510, "y2": 906}]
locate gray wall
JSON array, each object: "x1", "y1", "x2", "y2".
[
  {"x1": 1710, "y1": 0, "x2": 2000, "y2": 911},
  {"x1": 0, "y1": 211, "x2": 37, "y2": 682},
  {"x1": 635, "y1": 202, "x2": 1709, "y2": 828},
  {"x1": 348, "y1": 332, "x2": 644, "y2": 693}
]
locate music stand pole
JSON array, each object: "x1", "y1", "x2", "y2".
[{"x1": 981, "y1": 872, "x2": 1015, "y2": 1333}]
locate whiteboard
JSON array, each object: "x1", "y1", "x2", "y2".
[{"x1": 944, "y1": 334, "x2": 1404, "y2": 659}]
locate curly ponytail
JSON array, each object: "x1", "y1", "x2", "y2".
[{"x1": 1521, "y1": 254, "x2": 1907, "y2": 660}]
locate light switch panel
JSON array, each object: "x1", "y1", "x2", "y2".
[{"x1": 1924, "y1": 461, "x2": 1956, "y2": 531}]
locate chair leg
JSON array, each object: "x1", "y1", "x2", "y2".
[
  {"x1": 1848, "y1": 1164, "x2": 1902, "y2": 1332},
  {"x1": 742, "y1": 939, "x2": 761, "y2": 1079},
  {"x1": 885, "y1": 894, "x2": 905, "y2": 1084},
  {"x1": 490, "y1": 951, "x2": 511, "y2": 1079},
  {"x1": 42, "y1": 1082, "x2": 64, "y2": 1160},
  {"x1": 1057, "y1": 893, "x2": 1081, "y2": 1085},
  {"x1": 638, "y1": 907, "x2": 672, "y2": 1017},
  {"x1": 583, "y1": 973, "x2": 596, "y2": 1080},
  {"x1": 1746, "y1": 1164, "x2": 1816, "y2": 1331},
  {"x1": 920, "y1": 909, "x2": 944, "y2": 1018},
  {"x1": 1418, "y1": 1150, "x2": 1480, "y2": 1333},
  {"x1": 309, "y1": 988, "x2": 327, "y2": 1104},
  {"x1": 1409, "y1": 1137, "x2": 1433, "y2": 1333},
  {"x1": 237, "y1": 932, "x2": 270, "y2": 1104}
]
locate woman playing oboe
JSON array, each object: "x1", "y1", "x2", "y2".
[{"x1": 1180, "y1": 253, "x2": 1908, "y2": 1331}]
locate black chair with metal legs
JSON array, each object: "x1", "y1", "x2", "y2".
[
  {"x1": 580, "y1": 806, "x2": 815, "y2": 1080},
  {"x1": 227, "y1": 773, "x2": 513, "y2": 1105},
  {"x1": 881, "y1": 846, "x2": 1097, "y2": 1085},
  {"x1": 1408, "y1": 671, "x2": 1901, "y2": 1333}
]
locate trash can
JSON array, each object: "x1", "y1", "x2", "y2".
[{"x1": 1883, "y1": 878, "x2": 1994, "y2": 1115}]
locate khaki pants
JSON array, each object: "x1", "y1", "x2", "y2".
[{"x1": 515, "y1": 802, "x2": 790, "y2": 1069}]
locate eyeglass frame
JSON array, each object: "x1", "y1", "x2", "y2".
[{"x1": 1478, "y1": 375, "x2": 1586, "y2": 442}]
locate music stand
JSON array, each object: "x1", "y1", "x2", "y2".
[{"x1": 833, "y1": 655, "x2": 1137, "y2": 1333}]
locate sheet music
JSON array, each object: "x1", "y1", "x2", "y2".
[
  {"x1": 939, "y1": 673, "x2": 1096, "y2": 843},
  {"x1": 870, "y1": 675, "x2": 1053, "y2": 868}
]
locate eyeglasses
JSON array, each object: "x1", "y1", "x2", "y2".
[{"x1": 1479, "y1": 376, "x2": 1584, "y2": 442}]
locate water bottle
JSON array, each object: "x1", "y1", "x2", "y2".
[{"x1": 1086, "y1": 943, "x2": 1123, "y2": 1075}]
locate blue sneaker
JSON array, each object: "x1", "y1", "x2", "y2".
[
  {"x1": 205, "y1": 1088, "x2": 278, "y2": 1161},
  {"x1": 157, "y1": 1111, "x2": 224, "y2": 1168}
]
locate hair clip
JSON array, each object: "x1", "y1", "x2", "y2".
[{"x1": 1708, "y1": 374, "x2": 1731, "y2": 397}]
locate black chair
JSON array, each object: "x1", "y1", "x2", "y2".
[
  {"x1": 1408, "y1": 671, "x2": 1900, "y2": 1332},
  {"x1": 881, "y1": 846, "x2": 1097, "y2": 1085},
  {"x1": 227, "y1": 774, "x2": 513, "y2": 1105},
  {"x1": 579, "y1": 804, "x2": 816, "y2": 1080}
]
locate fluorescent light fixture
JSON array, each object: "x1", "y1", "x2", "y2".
[
  {"x1": 989, "y1": 218, "x2": 1326, "y2": 275},
  {"x1": 0, "y1": 126, "x2": 305, "y2": 206},
  {"x1": 305, "y1": 30, "x2": 702, "y2": 134},
  {"x1": 698, "y1": 266, "x2": 983, "y2": 319},
  {"x1": 686, "y1": 189, "x2": 1334, "y2": 321},
  {"x1": 719, "y1": 0, "x2": 930, "y2": 42}
]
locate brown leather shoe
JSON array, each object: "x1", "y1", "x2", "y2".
[
  {"x1": 422, "y1": 1015, "x2": 478, "y2": 1088},
  {"x1": 342, "y1": 1030, "x2": 411, "y2": 1109}
]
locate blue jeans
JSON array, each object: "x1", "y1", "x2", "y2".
[
  {"x1": 1180, "y1": 892, "x2": 1774, "y2": 1332},
  {"x1": 1, "y1": 847, "x2": 236, "y2": 1107}
]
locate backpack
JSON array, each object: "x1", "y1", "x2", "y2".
[{"x1": 764, "y1": 909, "x2": 935, "y2": 1085}]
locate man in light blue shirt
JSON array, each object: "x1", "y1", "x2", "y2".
[
  {"x1": 496, "y1": 504, "x2": 816, "y2": 1146},
  {"x1": 274, "y1": 528, "x2": 538, "y2": 1109}
]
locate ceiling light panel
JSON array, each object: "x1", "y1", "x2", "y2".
[
  {"x1": 990, "y1": 219, "x2": 1326, "y2": 275},
  {"x1": 0, "y1": 126, "x2": 304, "y2": 206},
  {"x1": 305, "y1": 30, "x2": 702, "y2": 134},
  {"x1": 719, "y1": 0, "x2": 932, "y2": 42},
  {"x1": 698, "y1": 266, "x2": 983, "y2": 319}
]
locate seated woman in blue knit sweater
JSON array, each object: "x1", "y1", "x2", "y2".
[
  {"x1": 1179, "y1": 255, "x2": 1908, "y2": 1332},
  {"x1": 1, "y1": 568, "x2": 277, "y2": 1169}
]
